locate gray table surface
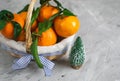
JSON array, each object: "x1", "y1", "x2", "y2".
[{"x1": 0, "y1": 0, "x2": 120, "y2": 81}]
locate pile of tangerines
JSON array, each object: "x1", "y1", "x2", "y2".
[{"x1": 0, "y1": 0, "x2": 80, "y2": 46}]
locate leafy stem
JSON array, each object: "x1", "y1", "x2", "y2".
[
  {"x1": 32, "y1": 32, "x2": 41, "y2": 37},
  {"x1": 53, "y1": 0, "x2": 75, "y2": 16},
  {"x1": 53, "y1": 0, "x2": 64, "y2": 10},
  {"x1": 30, "y1": 37, "x2": 43, "y2": 68},
  {"x1": 38, "y1": 20, "x2": 52, "y2": 35},
  {"x1": 31, "y1": 7, "x2": 40, "y2": 25}
]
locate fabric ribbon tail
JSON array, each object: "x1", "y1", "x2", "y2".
[
  {"x1": 12, "y1": 55, "x2": 55, "y2": 76},
  {"x1": 43, "y1": 66, "x2": 52, "y2": 76},
  {"x1": 39, "y1": 56, "x2": 55, "y2": 76},
  {"x1": 12, "y1": 55, "x2": 32, "y2": 70}
]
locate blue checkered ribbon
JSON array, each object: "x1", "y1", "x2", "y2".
[
  {"x1": 12, "y1": 55, "x2": 54, "y2": 76},
  {"x1": 1, "y1": 43, "x2": 67, "y2": 76}
]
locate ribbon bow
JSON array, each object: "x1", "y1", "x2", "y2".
[
  {"x1": 12, "y1": 55, "x2": 55, "y2": 76},
  {"x1": 1, "y1": 43, "x2": 67, "y2": 76}
]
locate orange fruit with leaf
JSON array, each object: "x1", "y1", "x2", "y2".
[
  {"x1": 19, "y1": 11, "x2": 38, "y2": 31},
  {"x1": 54, "y1": 16, "x2": 80, "y2": 37},
  {"x1": 15, "y1": 11, "x2": 38, "y2": 42},
  {"x1": 13, "y1": 14, "x2": 25, "y2": 27},
  {"x1": 16, "y1": 30, "x2": 26, "y2": 41},
  {"x1": 36, "y1": 28, "x2": 57, "y2": 46},
  {"x1": 1, "y1": 22, "x2": 14, "y2": 39},
  {"x1": 16, "y1": 21, "x2": 38, "y2": 42},
  {"x1": 38, "y1": 5, "x2": 59, "y2": 22},
  {"x1": 1, "y1": 14, "x2": 24, "y2": 39}
]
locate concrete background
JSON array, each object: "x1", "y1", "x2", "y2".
[{"x1": 0, "y1": 0, "x2": 120, "y2": 81}]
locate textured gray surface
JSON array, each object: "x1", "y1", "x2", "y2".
[{"x1": 0, "y1": 0, "x2": 120, "y2": 81}]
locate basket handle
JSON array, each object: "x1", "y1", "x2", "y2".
[{"x1": 25, "y1": 0, "x2": 37, "y2": 53}]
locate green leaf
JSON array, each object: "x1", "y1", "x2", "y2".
[
  {"x1": 0, "y1": 20, "x2": 6, "y2": 30},
  {"x1": 30, "y1": 37, "x2": 43, "y2": 68},
  {"x1": 49, "y1": 11, "x2": 62, "y2": 21},
  {"x1": 31, "y1": 7, "x2": 40, "y2": 25},
  {"x1": 0, "y1": 10, "x2": 14, "y2": 21},
  {"x1": 53, "y1": 0, "x2": 75, "y2": 16},
  {"x1": 17, "y1": 4, "x2": 29, "y2": 14},
  {"x1": 53, "y1": 0, "x2": 64, "y2": 9},
  {"x1": 63, "y1": 8, "x2": 75, "y2": 16},
  {"x1": 38, "y1": 20, "x2": 52, "y2": 35},
  {"x1": 40, "y1": 0, "x2": 49, "y2": 5},
  {"x1": 12, "y1": 21, "x2": 22, "y2": 39}
]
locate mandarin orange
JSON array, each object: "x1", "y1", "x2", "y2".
[
  {"x1": 19, "y1": 11, "x2": 37, "y2": 31},
  {"x1": 1, "y1": 13, "x2": 24, "y2": 39},
  {"x1": 36, "y1": 28, "x2": 57, "y2": 46},
  {"x1": 16, "y1": 30, "x2": 26, "y2": 41},
  {"x1": 38, "y1": 5, "x2": 59, "y2": 22},
  {"x1": 54, "y1": 16, "x2": 80, "y2": 37}
]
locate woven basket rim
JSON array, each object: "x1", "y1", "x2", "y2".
[{"x1": 0, "y1": 33, "x2": 75, "y2": 54}]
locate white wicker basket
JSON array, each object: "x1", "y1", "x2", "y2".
[
  {"x1": 0, "y1": 0, "x2": 75, "y2": 60},
  {"x1": 0, "y1": 33, "x2": 75, "y2": 60}
]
